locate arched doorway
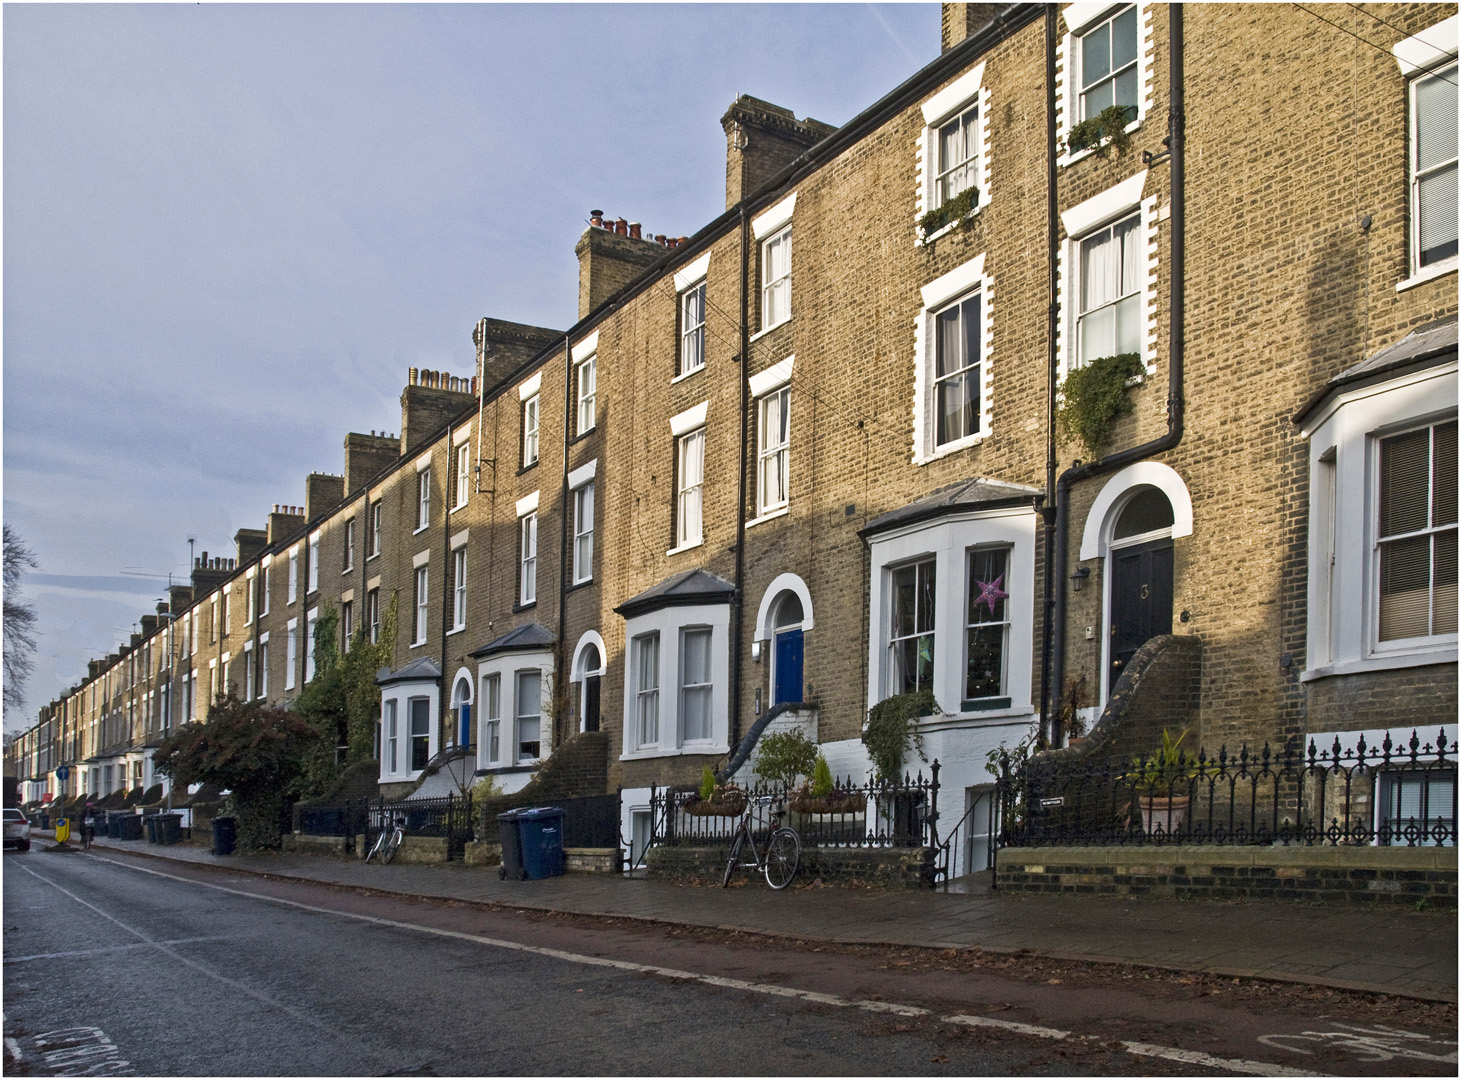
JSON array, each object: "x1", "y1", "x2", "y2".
[
  {"x1": 772, "y1": 592, "x2": 805, "y2": 706},
  {"x1": 450, "y1": 672, "x2": 473, "y2": 748},
  {"x1": 1106, "y1": 487, "x2": 1175, "y2": 693},
  {"x1": 571, "y1": 632, "x2": 606, "y2": 733}
]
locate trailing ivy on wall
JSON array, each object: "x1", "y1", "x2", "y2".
[
  {"x1": 918, "y1": 186, "x2": 980, "y2": 241},
  {"x1": 862, "y1": 690, "x2": 937, "y2": 785},
  {"x1": 1063, "y1": 105, "x2": 1136, "y2": 159},
  {"x1": 1059, "y1": 352, "x2": 1145, "y2": 459}
]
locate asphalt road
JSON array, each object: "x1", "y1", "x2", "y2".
[{"x1": 3, "y1": 849, "x2": 1456, "y2": 1077}]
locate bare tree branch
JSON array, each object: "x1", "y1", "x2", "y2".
[{"x1": 4, "y1": 524, "x2": 40, "y2": 716}]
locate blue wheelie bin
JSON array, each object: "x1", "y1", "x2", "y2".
[
  {"x1": 497, "y1": 808, "x2": 526, "y2": 880},
  {"x1": 516, "y1": 807, "x2": 566, "y2": 880}
]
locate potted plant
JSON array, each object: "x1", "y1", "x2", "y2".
[
  {"x1": 1127, "y1": 728, "x2": 1200, "y2": 836},
  {"x1": 683, "y1": 765, "x2": 746, "y2": 818},
  {"x1": 788, "y1": 753, "x2": 867, "y2": 815}
]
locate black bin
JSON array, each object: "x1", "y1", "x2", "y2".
[
  {"x1": 517, "y1": 807, "x2": 566, "y2": 880},
  {"x1": 159, "y1": 813, "x2": 183, "y2": 845},
  {"x1": 144, "y1": 815, "x2": 160, "y2": 843},
  {"x1": 107, "y1": 812, "x2": 127, "y2": 838},
  {"x1": 497, "y1": 808, "x2": 526, "y2": 880},
  {"x1": 117, "y1": 814, "x2": 143, "y2": 841},
  {"x1": 212, "y1": 815, "x2": 237, "y2": 856}
]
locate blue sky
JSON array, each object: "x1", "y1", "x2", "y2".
[{"x1": 2, "y1": 3, "x2": 941, "y2": 730}]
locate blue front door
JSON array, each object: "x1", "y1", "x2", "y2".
[{"x1": 773, "y1": 629, "x2": 804, "y2": 705}]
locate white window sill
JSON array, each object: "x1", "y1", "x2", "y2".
[
  {"x1": 620, "y1": 745, "x2": 729, "y2": 762},
  {"x1": 1059, "y1": 117, "x2": 1143, "y2": 168},
  {"x1": 341, "y1": 566, "x2": 353, "y2": 575},
  {"x1": 750, "y1": 317, "x2": 791, "y2": 344},
  {"x1": 446, "y1": 625, "x2": 466, "y2": 637},
  {"x1": 666, "y1": 538, "x2": 704, "y2": 558},
  {"x1": 367, "y1": 553, "x2": 380, "y2": 562},
  {"x1": 409, "y1": 639, "x2": 428, "y2": 650},
  {"x1": 576, "y1": 425, "x2": 597, "y2": 440},
  {"x1": 413, "y1": 525, "x2": 429, "y2": 536},
  {"x1": 451, "y1": 502, "x2": 468, "y2": 515},
  {"x1": 916, "y1": 205, "x2": 983, "y2": 247},
  {"x1": 1300, "y1": 643, "x2": 1458, "y2": 683},
  {"x1": 571, "y1": 575, "x2": 593, "y2": 588},
  {"x1": 672, "y1": 365, "x2": 705, "y2": 385},
  {"x1": 913, "y1": 430, "x2": 987, "y2": 466},
  {"x1": 1396, "y1": 260, "x2": 1457, "y2": 293},
  {"x1": 914, "y1": 704, "x2": 1035, "y2": 732},
  {"x1": 746, "y1": 506, "x2": 790, "y2": 529}
]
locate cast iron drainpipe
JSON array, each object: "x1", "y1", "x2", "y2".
[
  {"x1": 1043, "y1": 4, "x2": 1186, "y2": 748},
  {"x1": 729, "y1": 202, "x2": 750, "y2": 754}
]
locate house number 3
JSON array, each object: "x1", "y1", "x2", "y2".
[{"x1": 1140, "y1": 583, "x2": 1150, "y2": 599}]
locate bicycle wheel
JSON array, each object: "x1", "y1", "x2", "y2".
[
  {"x1": 364, "y1": 830, "x2": 384, "y2": 864},
  {"x1": 764, "y1": 827, "x2": 801, "y2": 890},
  {"x1": 382, "y1": 829, "x2": 402, "y2": 865},
  {"x1": 721, "y1": 831, "x2": 744, "y2": 888}
]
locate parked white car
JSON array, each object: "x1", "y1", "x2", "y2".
[{"x1": 3, "y1": 807, "x2": 32, "y2": 852}]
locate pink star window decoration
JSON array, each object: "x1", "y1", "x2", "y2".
[{"x1": 972, "y1": 573, "x2": 1007, "y2": 616}]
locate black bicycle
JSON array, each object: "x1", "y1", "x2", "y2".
[{"x1": 721, "y1": 795, "x2": 801, "y2": 889}]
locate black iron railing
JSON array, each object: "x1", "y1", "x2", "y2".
[
  {"x1": 648, "y1": 766, "x2": 940, "y2": 851},
  {"x1": 558, "y1": 792, "x2": 621, "y2": 849},
  {"x1": 363, "y1": 793, "x2": 475, "y2": 859},
  {"x1": 992, "y1": 728, "x2": 1457, "y2": 852}
]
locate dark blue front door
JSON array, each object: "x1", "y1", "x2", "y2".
[{"x1": 773, "y1": 629, "x2": 804, "y2": 705}]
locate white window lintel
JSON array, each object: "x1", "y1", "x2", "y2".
[
  {"x1": 519, "y1": 372, "x2": 542, "y2": 401},
  {"x1": 752, "y1": 192, "x2": 797, "y2": 240},
  {"x1": 1393, "y1": 15, "x2": 1458, "y2": 76},
  {"x1": 748, "y1": 355, "x2": 795, "y2": 398},
  {"x1": 670, "y1": 401, "x2": 709, "y2": 437},
  {"x1": 673, "y1": 252, "x2": 712, "y2": 293},
  {"x1": 921, "y1": 62, "x2": 986, "y2": 125},
  {"x1": 571, "y1": 330, "x2": 600, "y2": 364},
  {"x1": 568, "y1": 459, "x2": 598, "y2": 490},
  {"x1": 1061, "y1": 171, "x2": 1148, "y2": 237},
  {"x1": 516, "y1": 490, "x2": 540, "y2": 518},
  {"x1": 412, "y1": 549, "x2": 431, "y2": 569},
  {"x1": 921, "y1": 254, "x2": 987, "y2": 309}
]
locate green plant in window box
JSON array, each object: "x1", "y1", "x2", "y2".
[
  {"x1": 918, "y1": 186, "x2": 980, "y2": 241},
  {"x1": 1063, "y1": 105, "x2": 1137, "y2": 159},
  {"x1": 684, "y1": 764, "x2": 745, "y2": 817},
  {"x1": 789, "y1": 752, "x2": 867, "y2": 815},
  {"x1": 1058, "y1": 352, "x2": 1145, "y2": 459},
  {"x1": 862, "y1": 690, "x2": 938, "y2": 786}
]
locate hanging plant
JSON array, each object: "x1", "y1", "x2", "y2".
[
  {"x1": 918, "y1": 186, "x2": 980, "y2": 241},
  {"x1": 862, "y1": 690, "x2": 937, "y2": 785},
  {"x1": 1063, "y1": 105, "x2": 1136, "y2": 159},
  {"x1": 1058, "y1": 352, "x2": 1145, "y2": 459}
]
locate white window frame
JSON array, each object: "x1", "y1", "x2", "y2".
[
  {"x1": 245, "y1": 569, "x2": 256, "y2": 625},
  {"x1": 1408, "y1": 61, "x2": 1459, "y2": 280},
  {"x1": 369, "y1": 500, "x2": 383, "y2": 559},
  {"x1": 1057, "y1": 3, "x2": 1153, "y2": 166},
  {"x1": 416, "y1": 467, "x2": 431, "y2": 533},
  {"x1": 964, "y1": 545, "x2": 1013, "y2": 703},
  {"x1": 675, "y1": 429, "x2": 705, "y2": 550},
  {"x1": 384, "y1": 699, "x2": 399, "y2": 775},
  {"x1": 632, "y1": 632, "x2": 660, "y2": 751},
  {"x1": 1373, "y1": 420, "x2": 1457, "y2": 648},
  {"x1": 341, "y1": 601, "x2": 353, "y2": 652},
  {"x1": 523, "y1": 394, "x2": 540, "y2": 468},
  {"x1": 454, "y1": 441, "x2": 472, "y2": 510},
  {"x1": 343, "y1": 519, "x2": 355, "y2": 572},
  {"x1": 451, "y1": 546, "x2": 468, "y2": 633},
  {"x1": 377, "y1": 678, "x2": 441, "y2": 783},
  {"x1": 620, "y1": 601, "x2": 730, "y2": 760},
  {"x1": 576, "y1": 354, "x2": 597, "y2": 436},
  {"x1": 913, "y1": 253, "x2": 994, "y2": 464},
  {"x1": 1057, "y1": 172, "x2": 1156, "y2": 382},
  {"x1": 305, "y1": 607, "x2": 318, "y2": 683},
  {"x1": 1395, "y1": 16, "x2": 1459, "y2": 288},
  {"x1": 679, "y1": 626, "x2": 714, "y2": 745},
  {"x1": 474, "y1": 648, "x2": 553, "y2": 773},
  {"x1": 367, "y1": 587, "x2": 380, "y2": 645},
  {"x1": 285, "y1": 619, "x2": 298, "y2": 692},
  {"x1": 1300, "y1": 361, "x2": 1458, "y2": 682},
  {"x1": 916, "y1": 63, "x2": 990, "y2": 243},
  {"x1": 680, "y1": 281, "x2": 707, "y2": 376},
  {"x1": 573, "y1": 481, "x2": 595, "y2": 585},
  {"x1": 413, "y1": 564, "x2": 429, "y2": 646},
  {"x1": 756, "y1": 386, "x2": 790, "y2": 517},
  {"x1": 514, "y1": 670, "x2": 543, "y2": 765},
  {"x1": 480, "y1": 673, "x2": 502, "y2": 767},
  {"x1": 866, "y1": 507, "x2": 1038, "y2": 723},
  {"x1": 519, "y1": 510, "x2": 538, "y2": 606},
  {"x1": 759, "y1": 226, "x2": 792, "y2": 332},
  {"x1": 288, "y1": 549, "x2": 299, "y2": 605}
]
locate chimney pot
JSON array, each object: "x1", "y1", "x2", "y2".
[
  {"x1": 409, "y1": 367, "x2": 418, "y2": 386},
  {"x1": 679, "y1": 236, "x2": 689, "y2": 246},
  {"x1": 590, "y1": 210, "x2": 604, "y2": 227},
  {"x1": 655, "y1": 234, "x2": 666, "y2": 245},
  {"x1": 615, "y1": 217, "x2": 628, "y2": 235},
  {"x1": 629, "y1": 222, "x2": 642, "y2": 240}
]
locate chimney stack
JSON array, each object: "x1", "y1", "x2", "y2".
[
  {"x1": 721, "y1": 95, "x2": 836, "y2": 210},
  {"x1": 940, "y1": 3, "x2": 1007, "y2": 52}
]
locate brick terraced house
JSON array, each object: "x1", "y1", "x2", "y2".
[{"x1": 10, "y1": 4, "x2": 1456, "y2": 870}]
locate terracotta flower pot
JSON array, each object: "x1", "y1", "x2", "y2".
[
  {"x1": 1137, "y1": 794, "x2": 1190, "y2": 836},
  {"x1": 682, "y1": 792, "x2": 746, "y2": 818},
  {"x1": 788, "y1": 793, "x2": 867, "y2": 816}
]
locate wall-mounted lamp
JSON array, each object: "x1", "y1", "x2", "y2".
[
  {"x1": 1070, "y1": 566, "x2": 1090, "y2": 592},
  {"x1": 751, "y1": 640, "x2": 762, "y2": 662}
]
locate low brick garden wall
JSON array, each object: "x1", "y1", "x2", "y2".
[
  {"x1": 282, "y1": 833, "x2": 352, "y2": 858},
  {"x1": 996, "y1": 845, "x2": 1458, "y2": 906},
  {"x1": 647, "y1": 845, "x2": 935, "y2": 888}
]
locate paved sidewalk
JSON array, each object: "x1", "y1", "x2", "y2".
[{"x1": 55, "y1": 834, "x2": 1457, "y2": 1003}]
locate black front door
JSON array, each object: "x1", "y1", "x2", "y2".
[{"x1": 1109, "y1": 540, "x2": 1173, "y2": 693}]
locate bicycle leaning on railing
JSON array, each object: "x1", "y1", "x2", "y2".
[
  {"x1": 721, "y1": 795, "x2": 801, "y2": 889},
  {"x1": 365, "y1": 813, "x2": 406, "y2": 864}
]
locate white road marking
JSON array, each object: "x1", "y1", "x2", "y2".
[
  {"x1": 87, "y1": 854, "x2": 1334, "y2": 1076},
  {"x1": 1258, "y1": 1022, "x2": 1458, "y2": 1064},
  {"x1": 5, "y1": 936, "x2": 241, "y2": 964},
  {"x1": 22, "y1": 1025, "x2": 131, "y2": 1076},
  {"x1": 5, "y1": 1035, "x2": 24, "y2": 1062},
  {"x1": 14, "y1": 863, "x2": 369, "y2": 1053}
]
